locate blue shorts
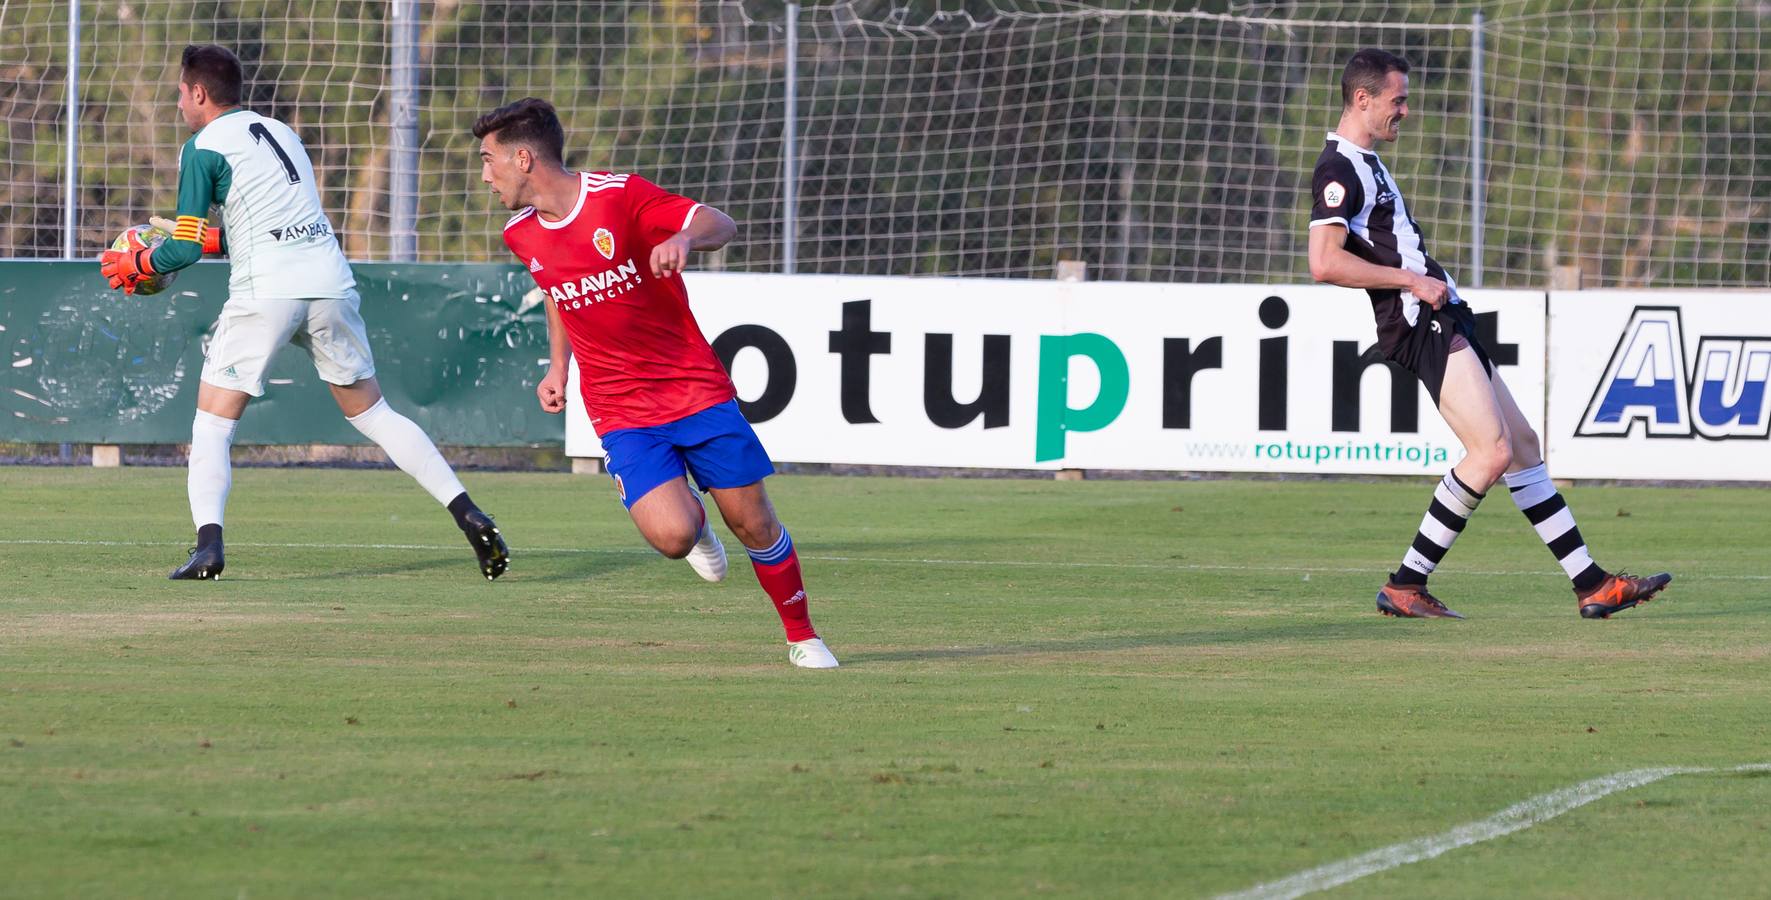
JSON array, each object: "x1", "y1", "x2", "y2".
[{"x1": 599, "y1": 399, "x2": 776, "y2": 509}]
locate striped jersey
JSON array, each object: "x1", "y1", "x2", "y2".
[
  {"x1": 1309, "y1": 131, "x2": 1461, "y2": 350},
  {"x1": 152, "y1": 109, "x2": 355, "y2": 301},
  {"x1": 502, "y1": 172, "x2": 733, "y2": 435}
]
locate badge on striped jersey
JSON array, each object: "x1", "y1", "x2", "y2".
[{"x1": 1323, "y1": 181, "x2": 1346, "y2": 208}]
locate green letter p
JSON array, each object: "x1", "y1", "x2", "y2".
[{"x1": 1036, "y1": 333, "x2": 1129, "y2": 463}]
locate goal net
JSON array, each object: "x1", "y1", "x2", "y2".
[{"x1": 3, "y1": 0, "x2": 1766, "y2": 288}]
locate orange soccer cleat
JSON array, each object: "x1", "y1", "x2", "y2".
[
  {"x1": 1376, "y1": 581, "x2": 1465, "y2": 619},
  {"x1": 1577, "y1": 571, "x2": 1673, "y2": 619}
]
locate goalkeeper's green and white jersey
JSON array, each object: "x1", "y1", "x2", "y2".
[{"x1": 171, "y1": 109, "x2": 355, "y2": 301}]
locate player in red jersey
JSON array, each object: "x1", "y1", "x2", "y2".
[{"x1": 474, "y1": 98, "x2": 837, "y2": 669}]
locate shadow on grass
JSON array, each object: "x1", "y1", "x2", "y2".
[
  {"x1": 844, "y1": 620, "x2": 1403, "y2": 664},
  {"x1": 216, "y1": 548, "x2": 653, "y2": 583}
]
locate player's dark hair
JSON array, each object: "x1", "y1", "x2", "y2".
[
  {"x1": 180, "y1": 44, "x2": 243, "y2": 107},
  {"x1": 1341, "y1": 48, "x2": 1410, "y2": 107},
  {"x1": 472, "y1": 98, "x2": 567, "y2": 165}
]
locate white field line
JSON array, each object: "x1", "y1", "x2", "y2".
[
  {"x1": 1219, "y1": 763, "x2": 1771, "y2": 900},
  {"x1": 1, "y1": 538, "x2": 1767, "y2": 581}
]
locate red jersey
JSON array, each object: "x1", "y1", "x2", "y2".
[{"x1": 503, "y1": 172, "x2": 735, "y2": 434}]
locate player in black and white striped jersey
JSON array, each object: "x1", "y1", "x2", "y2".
[{"x1": 1306, "y1": 49, "x2": 1670, "y2": 620}]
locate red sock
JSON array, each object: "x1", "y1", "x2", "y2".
[{"x1": 747, "y1": 530, "x2": 816, "y2": 643}]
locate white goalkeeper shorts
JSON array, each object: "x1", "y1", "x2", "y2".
[{"x1": 200, "y1": 290, "x2": 377, "y2": 396}]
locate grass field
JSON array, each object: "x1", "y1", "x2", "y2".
[{"x1": 2, "y1": 467, "x2": 1767, "y2": 898}]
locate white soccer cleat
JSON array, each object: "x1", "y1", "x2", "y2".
[
  {"x1": 788, "y1": 637, "x2": 839, "y2": 669},
  {"x1": 684, "y1": 508, "x2": 728, "y2": 582}
]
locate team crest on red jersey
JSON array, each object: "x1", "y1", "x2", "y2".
[{"x1": 593, "y1": 227, "x2": 615, "y2": 260}]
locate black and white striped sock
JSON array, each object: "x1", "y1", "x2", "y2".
[
  {"x1": 1392, "y1": 471, "x2": 1484, "y2": 586},
  {"x1": 1503, "y1": 463, "x2": 1606, "y2": 593},
  {"x1": 1388, "y1": 467, "x2": 1487, "y2": 588}
]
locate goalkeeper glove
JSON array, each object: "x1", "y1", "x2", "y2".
[
  {"x1": 98, "y1": 232, "x2": 158, "y2": 295},
  {"x1": 152, "y1": 214, "x2": 223, "y2": 254}
]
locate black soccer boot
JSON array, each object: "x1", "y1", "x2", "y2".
[
  {"x1": 448, "y1": 493, "x2": 509, "y2": 581},
  {"x1": 462, "y1": 509, "x2": 509, "y2": 580},
  {"x1": 169, "y1": 525, "x2": 225, "y2": 580}
]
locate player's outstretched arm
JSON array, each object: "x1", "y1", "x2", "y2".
[
  {"x1": 650, "y1": 206, "x2": 737, "y2": 278},
  {"x1": 1308, "y1": 223, "x2": 1448, "y2": 308}
]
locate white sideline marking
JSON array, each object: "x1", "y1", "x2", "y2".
[
  {"x1": 0, "y1": 538, "x2": 1766, "y2": 581},
  {"x1": 1219, "y1": 763, "x2": 1771, "y2": 900}
]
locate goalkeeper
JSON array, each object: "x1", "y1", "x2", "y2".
[{"x1": 98, "y1": 44, "x2": 509, "y2": 583}]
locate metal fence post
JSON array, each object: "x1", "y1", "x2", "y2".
[
  {"x1": 63, "y1": 0, "x2": 80, "y2": 258},
  {"x1": 783, "y1": 2, "x2": 799, "y2": 275},
  {"x1": 389, "y1": 0, "x2": 421, "y2": 261},
  {"x1": 1054, "y1": 259, "x2": 1087, "y2": 480},
  {"x1": 1469, "y1": 10, "x2": 1484, "y2": 287}
]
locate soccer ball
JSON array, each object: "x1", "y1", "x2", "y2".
[{"x1": 111, "y1": 223, "x2": 179, "y2": 296}]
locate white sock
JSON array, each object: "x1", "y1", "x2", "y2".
[
  {"x1": 188, "y1": 410, "x2": 237, "y2": 530},
  {"x1": 346, "y1": 398, "x2": 466, "y2": 505}
]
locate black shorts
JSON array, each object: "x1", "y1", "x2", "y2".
[{"x1": 1383, "y1": 302, "x2": 1495, "y2": 406}]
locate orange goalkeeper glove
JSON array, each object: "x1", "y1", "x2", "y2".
[
  {"x1": 151, "y1": 214, "x2": 222, "y2": 254},
  {"x1": 98, "y1": 232, "x2": 158, "y2": 295}
]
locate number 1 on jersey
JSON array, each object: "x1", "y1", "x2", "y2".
[{"x1": 249, "y1": 122, "x2": 302, "y2": 185}]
